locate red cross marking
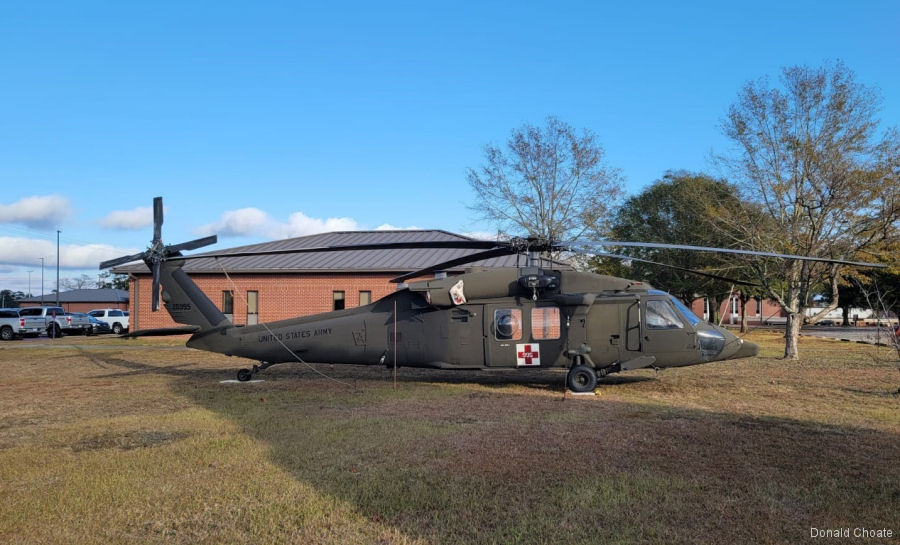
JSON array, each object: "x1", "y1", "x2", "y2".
[{"x1": 518, "y1": 345, "x2": 537, "y2": 365}]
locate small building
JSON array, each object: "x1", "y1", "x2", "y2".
[
  {"x1": 691, "y1": 295, "x2": 788, "y2": 326},
  {"x1": 18, "y1": 289, "x2": 129, "y2": 313},
  {"x1": 113, "y1": 230, "x2": 544, "y2": 331}
]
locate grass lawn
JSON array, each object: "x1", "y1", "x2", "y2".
[{"x1": 1, "y1": 331, "x2": 898, "y2": 544}]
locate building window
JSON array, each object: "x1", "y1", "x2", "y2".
[
  {"x1": 494, "y1": 309, "x2": 522, "y2": 341},
  {"x1": 222, "y1": 291, "x2": 234, "y2": 322},
  {"x1": 333, "y1": 291, "x2": 345, "y2": 311},
  {"x1": 359, "y1": 290, "x2": 371, "y2": 306},
  {"x1": 247, "y1": 291, "x2": 258, "y2": 325},
  {"x1": 532, "y1": 307, "x2": 561, "y2": 340}
]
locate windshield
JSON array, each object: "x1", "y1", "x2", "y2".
[
  {"x1": 668, "y1": 296, "x2": 701, "y2": 326},
  {"x1": 648, "y1": 290, "x2": 702, "y2": 326}
]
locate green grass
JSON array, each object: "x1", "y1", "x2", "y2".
[{"x1": 1, "y1": 331, "x2": 898, "y2": 544}]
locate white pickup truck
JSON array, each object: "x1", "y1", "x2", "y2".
[
  {"x1": 88, "y1": 308, "x2": 129, "y2": 334},
  {"x1": 0, "y1": 308, "x2": 46, "y2": 340},
  {"x1": 18, "y1": 306, "x2": 92, "y2": 337}
]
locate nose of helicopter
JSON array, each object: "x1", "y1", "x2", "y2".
[{"x1": 718, "y1": 329, "x2": 759, "y2": 360}]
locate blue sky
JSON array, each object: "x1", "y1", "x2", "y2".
[{"x1": 1, "y1": 1, "x2": 898, "y2": 294}]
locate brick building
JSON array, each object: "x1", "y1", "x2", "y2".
[
  {"x1": 113, "y1": 230, "x2": 534, "y2": 330},
  {"x1": 690, "y1": 294, "x2": 788, "y2": 325}
]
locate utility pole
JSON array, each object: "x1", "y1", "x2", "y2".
[
  {"x1": 56, "y1": 230, "x2": 61, "y2": 307},
  {"x1": 40, "y1": 258, "x2": 44, "y2": 305}
]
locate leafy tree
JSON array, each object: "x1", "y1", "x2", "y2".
[
  {"x1": 592, "y1": 171, "x2": 752, "y2": 324},
  {"x1": 0, "y1": 290, "x2": 26, "y2": 307},
  {"x1": 98, "y1": 271, "x2": 129, "y2": 290},
  {"x1": 719, "y1": 61, "x2": 900, "y2": 359},
  {"x1": 467, "y1": 116, "x2": 624, "y2": 244}
]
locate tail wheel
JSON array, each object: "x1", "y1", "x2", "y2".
[{"x1": 567, "y1": 364, "x2": 597, "y2": 393}]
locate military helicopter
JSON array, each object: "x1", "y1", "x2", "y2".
[{"x1": 100, "y1": 197, "x2": 883, "y2": 392}]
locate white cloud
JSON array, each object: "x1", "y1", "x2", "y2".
[
  {"x1": 99, "y1": 206, "x2": 155, "y2": 230},
  {"x1": 196, "y1": 207, "x2": 424, "y2": 240},
  {"x1": 196, "y1": 207, "x2": 272, "y2": 237},
  {"x1": 0, "y1": 237, "x2": 139, "y2": 269},
  {"x1": 275, "y1": 211, "x2": 360, "y2": 238},
  {"x1": 461, "y1": 230, "x2": 502, "y2": 241},
  {"x1": 374, "y1": 223, "x2": 422, "y2": 231},
  {"x1": 0, "y1": 195, "x2": 71, "y2": 228}
]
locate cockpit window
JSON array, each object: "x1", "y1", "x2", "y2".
[{"x1": 646, "y1": 300, "x2": 685, "y2": 330}]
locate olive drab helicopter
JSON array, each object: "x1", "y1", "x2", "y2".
[{"x1": 100, "y1": 197, "x2": 884, "y2": 392}]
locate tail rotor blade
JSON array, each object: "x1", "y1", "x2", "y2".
[
  {"x1": 167, "y1": 235, "x2": 218, "y2": 254},
  {"x1": 151, "y1": 260, "x2": 161, "y2": 311},
  {"x1": 99, "y1": 251, "x2": 147, "y2": 270},
  {"x1": 153, "y1": 197, "x2": 163, "y2": 242}
]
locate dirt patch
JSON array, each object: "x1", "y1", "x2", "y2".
[{"x1": 69, "y1": 430, "x2": 192, "y2": 452}]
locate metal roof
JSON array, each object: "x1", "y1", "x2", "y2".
[
  {"x1": 19, "y1": 288, "x2": 129, "y2": 304},
  {"x1": 112, "y1": 230, "x2": 545, "y2": 275}
]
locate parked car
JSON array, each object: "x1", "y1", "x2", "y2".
[
  {"x1": 88, "y1": 308, "x2": 129, "y2": 334},
  {"x1": 69, "y1": 312, "x2": 111, "y2": 335},
  {"x1": 0, "y1": 308, "x2": 45, "y2": 340},
  {"x1": 18, "y1": 306, "x2": 92, "y2": 337}
]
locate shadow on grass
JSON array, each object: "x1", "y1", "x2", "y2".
[{"x1": 90, "y1": 353, "x2": 900, "y2": 545}]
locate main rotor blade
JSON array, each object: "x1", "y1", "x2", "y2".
[
  {"x1": 119, "y1": 325, "x2": 200, "y2": 338},
  {"x1": 166, "y1": 235, "x2": 218, "y2": 254},
  {"x1": 99, "y1": 251, "x2": 147, "y2": 270},
  {"x1": 582, "y1": 241, "x2": 885, "y2": 268},
  {"x1": 176, "y1": 239, "x2": 503, "y2": 261},
  {"x1": 153, "y1": 197, "x2": 163, "y2": 242},
  {"x1": 390, "y1": 247, "x2": 516, "y2": 283},
  {"x1": 598, "y1": 253, "x2": 761, "y2": 287}
]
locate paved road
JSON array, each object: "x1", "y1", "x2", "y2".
[{"x1": 801, "y1": 326, "x2": 897, "y2": 345}]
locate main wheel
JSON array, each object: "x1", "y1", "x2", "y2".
[
  {"x1": 237, "y1": 368, "x2": 253, "y2": 382},
  {"x1": 0, "y1": 326, "x2": 15, "y2": 341},
  {"x1": 567, "y1": 364, "x2": 597, "y2": 393}
]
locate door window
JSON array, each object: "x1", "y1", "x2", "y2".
[{"x1": 531, "y1": 307, "x2": 560, "y2": 340}]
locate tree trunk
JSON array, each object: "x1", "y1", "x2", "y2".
[
  {"x1": 841, "y1": 306, "x2": 851, "y2": 327},
  {"x1": 784, "y1": 312, "x2": 803, "y2": 359}
]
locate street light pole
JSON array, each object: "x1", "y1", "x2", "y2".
[
  {"x1": 56, "y1": 230, "x2": 60, "y2": 307},
  {"x1": 40, "y1": 258, "x2": 44, "y2": 305},
  {"x1": 26, "y1": 270, "x2": 32, "y2": 298}
]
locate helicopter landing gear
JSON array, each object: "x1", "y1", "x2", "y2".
[
  {"x1": 236, "y1": 361, "x2": 274, "y2": 381},
  {"x1": 566, "y1": 364, "x2": 597, "y2": 393}
]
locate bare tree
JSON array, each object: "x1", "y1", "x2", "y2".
[
  {"x1": 60, "y1": 274, "x2": 95, "y2": 290},
  {"x1": 719, "y1": 61, "x2": 900, "y2": 359},
  {"x1": 467, "y1": 116, "x2": 624, "y2": 244}
]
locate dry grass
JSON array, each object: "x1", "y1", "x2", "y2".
[{"x1": 1, "y1": 331, "x2": 898, "y2": 544}]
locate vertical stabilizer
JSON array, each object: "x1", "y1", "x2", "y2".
[{"x1": 159, "y1": 260, "x2": 230, "y2": 330}]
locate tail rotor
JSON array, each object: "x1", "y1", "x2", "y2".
[{"x1": 99, "y1": 197, "x2": 218, "y2": 311}]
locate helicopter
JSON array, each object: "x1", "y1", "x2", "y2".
[{"x1": 100, "y1": 197, "x2": 883, "y2": 392}]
